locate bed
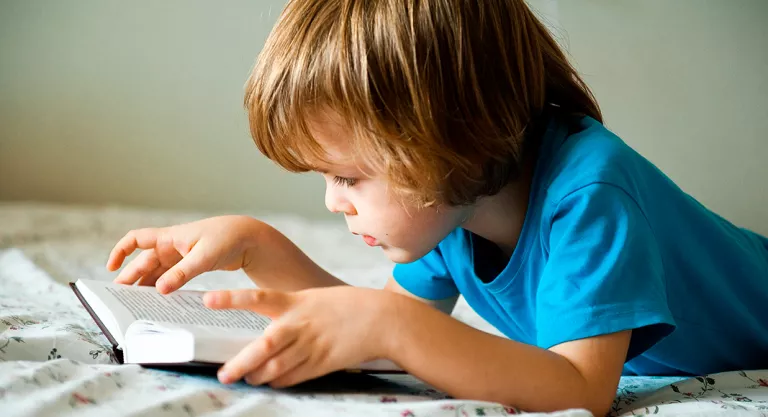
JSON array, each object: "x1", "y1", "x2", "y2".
[{"x1": 1, "y1": 202, "x2": 767, "y2": 417}]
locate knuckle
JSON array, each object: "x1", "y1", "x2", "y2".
[
  {"x1": 217, "y1": 291, "x2": 232, "y2": 306},
  {"x1": 171, "y1": 268, "x2": 187, "y2": 284},
  {"x1": 244, "y1": 373, "x2": 259, "y2": 385},
  {"x1": 266, "y1": 325, "x2": 289, "y2": 344},
  {"x1": 261, "y1": 335, "x2": 276, "y2": 353},
  {"x1": 294, "y1": 319, "x2": 309, "y2": 332},
  {"x1": 120, "y1": 231, "x2": 135, "y2": 248},
  {"x1": 250, "y1": 290, "x2": 265, "y2": 303},
  {"x1": 270, "y1": 374, "x2": 295, "y2": 389},
  {"x1": 155, "y1": 231, "x2": 171, "y2": 250},
  {"x1": 129, "y1": 228, "x2": 147, "y2": 239},
  {"x1": 134, "y1": 265, "x2": 150, "y2": 276},
  {"x1": 138, "y1": 250, "x2": 155, "y2": 263},
  {"x1": 268, "y1": 358, "x2": 284, "y2": 375}
]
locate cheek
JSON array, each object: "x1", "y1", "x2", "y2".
[
  {"x1": 353, "y1": 179, "x2": 464, "y2": 256},
  {"x1": 379, "y1": 217, "x2": 452, "y2": 263},
  {"x1": 378, "y1": 205, "x2": 462, "y2": 254}
]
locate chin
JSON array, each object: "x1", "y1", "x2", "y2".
[{"x1": 381, "y1": 246, "x2": 427, "y2": 264}]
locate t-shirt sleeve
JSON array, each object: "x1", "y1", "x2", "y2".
[
  {"x1": 392, "y1": 245, "x2": 460, "y2": 301},
  {"x1": 536, "y1": 183, "x2": 676, "y2": 361}
]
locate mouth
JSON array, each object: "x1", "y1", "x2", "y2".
[
  {"x1": 352, "y1": 232, "x2": 379, "y2": 247},
  {"x1": 362, "y1": 235, "x2": 378, "y2": 246}
]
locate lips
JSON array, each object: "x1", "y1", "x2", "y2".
[
  {"x1": 351, "y1": 231, "x2": 379, "y2": 246},
  {"x1": 362, "y1": 235, "x2": 378, "y2": 246}
]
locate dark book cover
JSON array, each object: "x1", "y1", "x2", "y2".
[{"x1": 69, "y1": 281, "x2": 125, "y2": 364}]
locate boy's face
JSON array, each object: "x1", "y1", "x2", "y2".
[{"x1": 308, "y1": 114, "x2": 471, "y2": 263}]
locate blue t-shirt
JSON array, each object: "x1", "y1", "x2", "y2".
[{"x1": 393, "y1": 116, "x2": 768, "y2": 376}]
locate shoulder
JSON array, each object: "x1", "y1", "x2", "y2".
[{"x1": 537, "y1": 117, "x2": 655, "y2": 214}]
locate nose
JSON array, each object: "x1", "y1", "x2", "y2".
[{"x1": 325, "y1": 186, "x2": 357, "y2": 215}]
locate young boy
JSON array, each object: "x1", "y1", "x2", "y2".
[{"x1": 107, "y1": 0, "x2": 768, "y2": 415}]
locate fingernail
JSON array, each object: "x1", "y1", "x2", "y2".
[{"x1": 218, "y1": 370, "x2": 231, "y2": 384}]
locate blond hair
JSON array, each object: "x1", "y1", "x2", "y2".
[{"x1": 245, "y1": 0, "x2": 602, "y2": 207}]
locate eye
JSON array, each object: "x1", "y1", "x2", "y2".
[{"x1": 332, "y1": 176, "x2": 358, "y2": 187}]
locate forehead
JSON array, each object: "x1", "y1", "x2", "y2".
[{"x1": 306, "y1": 112, "x2": 358, "y2": 170}]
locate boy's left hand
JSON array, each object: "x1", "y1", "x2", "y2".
[{"x1": 203, "y1": 286, "x2": 393, "y2": 388}]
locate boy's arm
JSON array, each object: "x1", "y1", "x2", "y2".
[
  {"x1": 384, "y1": 276, "x2": 458, "y2": 316},
  {"x1": 383, "y1": 292, "x2": 630, "y2": 416}
]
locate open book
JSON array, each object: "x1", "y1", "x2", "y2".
[{"x1": 70, "y1": 279, "x2": 402, "y2": 373}]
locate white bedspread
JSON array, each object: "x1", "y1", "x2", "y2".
[{"x1": 1, "y1": 202, "x2": 767, "y2": 417}]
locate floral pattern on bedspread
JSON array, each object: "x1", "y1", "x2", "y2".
[
  {"x1": 2, "y1": 360, "x2": 492, "y2": 417},
  {"x1": 2, "y1": 359, "x2": 768, "y2": 417},
  {"x1": 610, "y1": 373, "x2": 768, "y2": 415},
  {"x1": 0, "y1": 249, "x2": 117, "y2": 365}
]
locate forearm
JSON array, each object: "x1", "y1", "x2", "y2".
[
  {"x1": 242, "y1": 223, "x2": 347, "y2": 291},
  {"x1": 382, "y1": 294, "x2": 615, "y2": 415}
]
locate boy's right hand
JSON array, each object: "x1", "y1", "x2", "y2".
[{"x1": 107, "y1": 215, "x2": 264, "y2": 294}]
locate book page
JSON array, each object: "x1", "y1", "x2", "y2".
[
  {"x1": 104, "y1": 287, "x2": 271, "y2": 331},
  {"x1": 75, "y1": 280, "x2": 136, "y2": 346}
]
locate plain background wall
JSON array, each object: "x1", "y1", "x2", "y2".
[{"x1": 1, "y1": 1, "x2": 767, "y2": 233}]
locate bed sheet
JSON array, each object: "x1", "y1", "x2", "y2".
[{"x1": 1, "y1": 202, "x2": 767, "y2": 417}]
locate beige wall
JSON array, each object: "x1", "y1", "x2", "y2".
[
  {"x1": 553, "y1": 0, "x2": 768, "y2": 235},
  {"x1": 1, "y1": 1, "x2": 767, "y2": 233},
  {"x1": 0, "y1": 0, "x2": 324, "y2": 216}
]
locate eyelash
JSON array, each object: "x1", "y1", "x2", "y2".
[{"x1": 332, "y1": 176, "x2": 358, "y2": 187}]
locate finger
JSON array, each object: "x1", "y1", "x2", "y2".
[
  {"x1": 244, "y1": 346, "x2": 309, "y2": 387},
  {"x1": 267, "y1": 357, "x2": 319, "y2": 389},
  {"x1": 114, "y1": 249, "x2": 161, "y2": 285},
  {"x1": 107, "y1": 228, "x2": 162, "y2": 271},
  {"x1": 140, "y1": 244, "x2": 181, "y2": 287},
  {"x1": 154, "y1": 240, "x2": 183, "y2": 268},
  {"x1": 154, "y1": 246, "x2": 210, "y2": 294},
  {"x1": 218, "y1": 324, "x2": 298, "y2": 384},
  {"x1": 136, "y1": 266, "x2": 169, "y2": 287},
  {"x1": 204, "y1": 289, "x2": 293, "y2": 318}
]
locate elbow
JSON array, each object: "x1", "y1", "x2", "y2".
[
  {"x1": 587, "y1": 403, "x2": 612, "y2": 417},
  {"x1": 508, "y1": 389, "x2": 614, "y2": 416},
  {"x1": 564, "y1": 386, "x2": 614, "y2": 417},
  {"x1": 554, "y1": 397, "x2": 613, "y2": 417},
  {"x1": 487, "y1": 391, "x2": 613, "y2": 416},
  {"x1": 577, "y1": 392, "x2": 615, "y2": 417}
]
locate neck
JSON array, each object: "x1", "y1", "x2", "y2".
[{"x1": 461, "y1": 158, "x2": 535, "y2": 258}]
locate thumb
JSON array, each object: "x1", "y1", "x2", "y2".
[
  {"x1": 203, "y1": 289, "x2": 292, "y2": 319},
  {"x1": 156, "y1": 246, "x2": 211, "y2": 294}
]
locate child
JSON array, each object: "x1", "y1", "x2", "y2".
[{"x1": 106, "y1": 0, "x2": 768, "y2": 415}]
